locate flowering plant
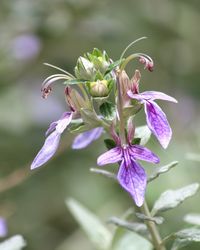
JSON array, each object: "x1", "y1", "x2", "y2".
[{"x1": 31, "y1": 38, "x2": 200, "y2": 250}]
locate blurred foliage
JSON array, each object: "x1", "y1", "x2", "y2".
[{"x1": 0, "y1": 0, "x2": 200, "y2": 249}]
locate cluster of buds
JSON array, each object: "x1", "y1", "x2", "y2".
[{"x1": 31, "y1": 42, "x2": 177, "y2": 207}]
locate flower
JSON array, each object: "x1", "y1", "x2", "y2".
[
  {"x1": 127, "y1": 90, "x2": 177, "y2": 149},
  {"x1": 97, "y1": 124, "x2": 159, "y2": 207}
]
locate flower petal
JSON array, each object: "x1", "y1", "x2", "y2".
[
  {"x1": 140, "y1": 91, "x2": 178, "y2": 103},
  {"x1": 97, "y1": 147, "x2": 122, "y2": 166},
  {"x1": 129, "y1": 145, "x2": 160, "y2": 164},
  {"x1": 46, "y1": 112, "x2": 73, "y2": 136},
  {"x1": 31, "y1": 131, "x2": 61, "y2": 170},
  {"x1": 145, "y1": 101, "x2": 172, "y2": 149},
  {"x1": 72, "y1": 127, "x2": 103, "y2": 149},
  {"x1": 127, "y1": 91, "x2": 145, "y2": 103},
  {"x1": 117, "y1": 160, "x2": 147, "y2": 207},
  {"x1": 0, "y1": 217, "x2": 7, "y2": 237}
]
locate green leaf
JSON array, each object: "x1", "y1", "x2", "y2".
[
  {"x1": 108, "y1": 217, "x2": 148, "y2": 235},
  {"x1": 112, "y1": 228, "x2": 153, "y2": 250},
  {"x1": 99, "y1": 102, "x2": 116, "y2": 121},
  {"x1": 66, "y1": 198, "x2": 112, "y2": 250},
  {"x1": 0, "y1": 235, "x2": 26, "y2": 250},
  {"x1": 123, "y1": 104, "x2": 142, "y2": 120},
  {"x1": 171, "y1": 228, "x2": 200, "y2": 250},
  {"x1": 80, "y1": 108, "x2": 101, "y2": 127},
  {"x1": 104, "y1": 139, "x2": 116, "y2": 150},
  {"x1": 135, "y1": 125, "x2": 151, "y2": 146},
  {"x1": 152, "y1": 183, "x2": 200, "y2": 216},
  {"x1": 184, "y1": 214, "x2": 200, "y2": 226},
  {"x1": 148, "y1": 161, "x2": 178, "y2": 183},
  {"x1": 105, "y1": 59, "x2": 122, "y2": 75}
]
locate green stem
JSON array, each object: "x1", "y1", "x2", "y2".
[
  {"x1": 116, "y1": 71, "x2": 127, "y2": 145},
  {"x1": 140, "y1": 200, "x2": 166, "y2": 250}
]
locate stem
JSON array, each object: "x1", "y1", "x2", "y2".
[
  {"x1": 140, "y1": 200, "x2": 166, "y2": 250},
  {"x1": 116, "y1": 71, "x2": 127, "y2": 145}
]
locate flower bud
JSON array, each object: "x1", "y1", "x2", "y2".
[
  {"x1": 89, "y1": 80, "x2": 110, "y2": 97},
  {"x1": 75, "y1": 57, "x2": 96, "y2": 80},
  {"x1": 65, "y1": 86, "x2": 89, "y2": 111}
]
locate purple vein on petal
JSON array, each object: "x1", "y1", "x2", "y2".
[
  {"x1": 144, "y1": 101, "x2": 172, "y2": 149},
  {"x1": 31, "y1": 131, "x2": 61, "y2": 169},
  {"x1": 140, "y1": 91, "x2": 178, "y2": 103},
  {"x1": 72, "y1": 127, "x2": 103, "y2": 149},
  {"x1": 129, "y1": 145, "x2": 160, "y2": 164},
  {"x1": 97, "y1": 147, "x2": 122, "y2": 166},
  {"x1": 117, "y1": 160, "x2": 146, "y2": 207}
]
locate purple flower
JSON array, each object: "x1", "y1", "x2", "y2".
[
  {"x1": 127, "y1": 91, "x2": 177, "y2": 148},
  {"x1": 31, "y1": 112, "x2": 73, "y2": 169},
  {"x1": 0, "y1": 217, "x2": 7, "y2": 238},
  {"x1": 97, "y1": 126, "x2": 159, "y2": 207},
  {"x1": 31, "y1": 112, "x2": 104, "y2": 169},
  {"x1": 72, "y1": 127, "x2": 103, "y2": 149}
]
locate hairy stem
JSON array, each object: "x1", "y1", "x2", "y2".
[
  {"x1": 140, "y1": 200, "x2": 166, "y2": 250},
  {"x1": 116, "y1": 71, "x2": 127, "y2": 145}
]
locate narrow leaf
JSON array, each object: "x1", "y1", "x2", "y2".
[
  {"x1": 66, "y1": 198, "x2": 112, "y2": 250},
  {"x1": 172, "y1": 228, "x2": 200, "y2": 250},
  {"x1": 152, "y1": 183, "x2": 200, "y2": 215},
  {"x1": 112, "y1": 229, "x2": 153, "y2": 250},
  {"x1": 64, "y1": 79, "x2": 87, "y2": 85},
  {"x1": 108, "y1": 217, "x2": 148, "y2": 235},
  {"x1": 135, "y1": 125, "x2": 151, "y2": 146},
  {"x1": 105, "y1": 60, "x2": 122, "y2": 75},
  {"x1": 0, "y1": 235, "x2": 26, "y2": 250},
  {"x1": 184, "y1": 214, "x2": 200, "y2": 226},
  {"x1": 148, "y1": 161, "x2": 178, "y2": 183}
]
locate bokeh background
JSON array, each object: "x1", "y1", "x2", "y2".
[{"x1": 0, "y1": 0, "x2": 200, "y2": 249}]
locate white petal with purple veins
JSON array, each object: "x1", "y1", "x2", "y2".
[
  {"x1": 117, "y1": 160, "x2": 147, "y2": 207},
  {"x1": 140, "y1": 91, "x2": 178, "y2": 103},
  {"x1": 31, "y1": 131, "x2": 61, "y2": 169},
  {"x1": 129, "y1": 145, "x2": 160, "y2": 164},
  {"x1": 97, "y1": 147, "x2": 122, "y2": 166},
  {"x1": 72, "y1": 127, "x2": 103, "y2": 149},
  {"x1": 145, "y1": 101, "x2": 172, "y2": 149}
]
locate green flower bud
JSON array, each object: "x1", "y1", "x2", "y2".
[
  {"x1": 89, "y1": 80, "x2": 110, "y2": 97},
  {"x1": 75, "y1": 57, "x2": 96, "y2": 80}
]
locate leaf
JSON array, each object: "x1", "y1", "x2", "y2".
[
  {"x1": 104, "y1": 139, "x2": 116, "y2": 150},
  {"x1": 108, "y1": 217, "x2": 148, "y2": 235},
  {"x1": 0, "y1": 235, "x2": 26, "y2": 250},
  {"x1": 152, "y1": 183, "x2": 200, "y2": 216},
  {"x1": 99, "y1": 102, "x2": 116, "y2": 121},
  {"x1": 148, "y1": 161, "x2": 178, "y2": 183},
  {"x1": 123, "y1": 104, "x2": 142, "y2": 120},
  {"x1": 184, "y1": 214, "x2": 200, "y2": 226},
  {"x1": 131, "y1": 138, "x2": 141, "y2": 145},
  {"x1": 135, "y1": 125, "x2": 151, "y2": 146},
  {"x1": 135, "y1": 213, "x2": 164, "y2": 225},
  {"x1": 80, "y1": 108, "x2": 101, "y2": 127},
  {"x1": 171, "y1": 228, "x2": 200, "y2": 250},
  {"x1": 66, "y1": 198, "x2": 112, "y2": 250},
  {"x1": 105, "y1": 60, "x2": 122, "y2": 75},
  {"x1": 111, "y1": 228, "x2": 153, "y2": 250}
]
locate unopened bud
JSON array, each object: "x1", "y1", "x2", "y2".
[
  {"x1": 75, "y1": 57, "x2": 95, "y2": 80},
  {"x1": 65, "y1": 86, "x2": 89, "y2": 111},
  {"x1": 89, "y1": 80, "x2": 110, "y2": 97},
  {"x1": 130, "y1": 69, "x2": 141, "y2": 94}
]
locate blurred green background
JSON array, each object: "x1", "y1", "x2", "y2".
[{"x1": 0, "y1": 0, "x2": 200, "y2": 249}]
